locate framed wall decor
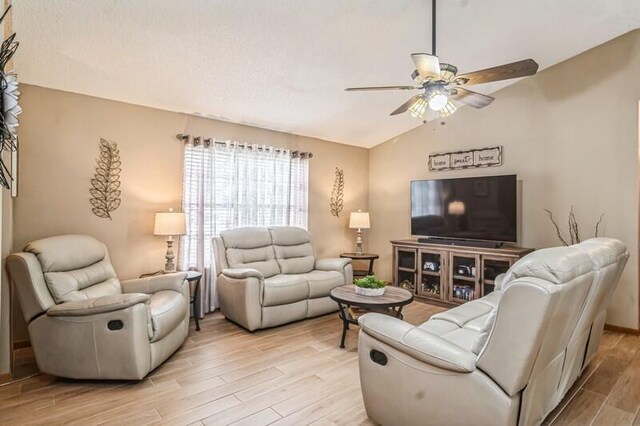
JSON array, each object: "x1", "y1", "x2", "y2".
[{"x1": 428, "y1": 146, "x2": 502, "y2": 171}]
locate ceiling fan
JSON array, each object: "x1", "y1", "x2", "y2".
[{"x1": 345, "y1": 0, "x2": 539, "y2": 122}]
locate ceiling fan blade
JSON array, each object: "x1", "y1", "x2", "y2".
[
  {"x1": 345, "y1": 85, "x2": 420, "y2": 92},
  {"x1": 449, "y1": 88, "x2": 494, "y2": 108},
  {"x1": 390, "y1": 95, "x2": 422, "y2": 116},
  {"x1": 411, "y1": 53, "x2": 441, "y2": 80},
  {"x1": 455, "y1": 59, "x2": 539, "y2": 86}
]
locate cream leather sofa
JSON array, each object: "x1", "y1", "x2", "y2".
[
  {"x1": 357, "y1": 238, "x2": 628, "y2": 426},
  {"x1": 7, "y1": 235, "x2": 191, "y2": 380},
  {"x1": 213, "y1": 226, "x2": 353, "y2": 331}
]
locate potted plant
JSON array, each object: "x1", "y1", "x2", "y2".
[{"x1": 354, "y1": 275, "x2": 387, "y2": 296}]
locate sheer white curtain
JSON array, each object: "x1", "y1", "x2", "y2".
[{"x1": 178, "y1": 139, "x2": 309, "y2": 315}]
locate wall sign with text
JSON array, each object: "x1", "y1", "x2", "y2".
[{"x1": 428, "y1": 146, "x2": 502, "y2": 171}]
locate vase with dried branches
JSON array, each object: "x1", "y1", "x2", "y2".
[
  {"x1": 330, "y1": 167, "x2": 344, "y2": 217},
  {"x1": 543, "y1": 206, "x2": 604, "y2": 246},
  {"x1": 90, "y1": 139, "x2": 122, "y2": 220}
]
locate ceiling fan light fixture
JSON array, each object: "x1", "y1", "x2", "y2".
[
  {"x1": 439, "y1": 101, "x2": 457, "y2": 118},
  {"x1": 344, "y1": 0, "x2": 539, "y2": 123},
  {"x1": 428, "y1": 91, "x2": 448, "y2": 111},
  {"x1": 408, "y1": 95, "x2": 428, "y2": 119}
]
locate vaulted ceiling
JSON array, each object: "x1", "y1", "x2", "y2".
[{"x1": 12, "y1": 0, "x2": 640, "y2": 147}]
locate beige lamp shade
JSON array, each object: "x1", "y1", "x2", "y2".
[
  {"x1": 154, "y1": 211, "x2": 187, "y2": 236},
  {"x1": 349, "y1": 211, "x2": 370, "y2": 229}
]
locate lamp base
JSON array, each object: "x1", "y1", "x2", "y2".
[
  {"x1": 165, "y1": 238, "x2": 176, "y2": 272},
  {"x1": 355, "y1": 229, "x2": 364, "y2": 255}
]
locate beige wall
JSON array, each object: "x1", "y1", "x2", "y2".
[
  {"x1": 11, "y1": 85, "x2": 368, "y2": 341},
  {"x1": 6, "y1": 29, "x2": 640, "y2": 363},
  {"x1": 369, "y1": 30, "x2": 640, "y2": 329}
]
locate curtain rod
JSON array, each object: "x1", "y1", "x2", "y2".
[{"x1": 176, "y1": 134, "x2": 313, "y2": 158}]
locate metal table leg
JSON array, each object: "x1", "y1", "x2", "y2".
[
  {"x1": 192, "y1": 277, "x2": 201, "y2": 331},
  {"x1": 337, "y1": 302, "x2": 350, "y2": 349},
  {"x1": 367, "y1": 258, "x2": 376, "y2": 275}
]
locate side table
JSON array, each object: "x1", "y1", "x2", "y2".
[
  {"x1": 340, "y1": 253, "x2": 379, "y2": 279},
  {"x1": 329, "y1": 284, "x2": 413, "y2": 348},
  {"x1": 139, "y1": 270, "x2": 203, "y2": 331}
]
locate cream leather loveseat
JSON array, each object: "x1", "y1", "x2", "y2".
[
  {"x1": 357, "y1": 238, "x2": 628, "y2": 426},
  {"x1": 7, "y1": 235, "x2": 191, "y2": 380},
  {"x1": 213, "y1": 226, "x2": 353, "y2": 331}
]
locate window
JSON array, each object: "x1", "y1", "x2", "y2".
[{"x1": 179, "y1": 140, "x2": 309, "y2": 269}]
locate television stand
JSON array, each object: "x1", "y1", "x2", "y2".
[
  {"x1": 391, "y1": 239, "x2": 533, "y2": 307},
  {"x1": 418, "y1": 238, "x2": 504, "y2": 249}
]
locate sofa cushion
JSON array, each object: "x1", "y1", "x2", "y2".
[
  {"x1": 263, "y1": 274, "x2": 310, "y2": 307},
  {"x1": 304, "y1": 270, "x2": 344, "y2": 298},
  {"x1": 420, "y1": 296, "x2": 500, "y2": 353},
  {"x1": 221, "y1": 227, "x2": 280, "y2": 278},
  {"x1": 149, "y1": 290, "x2": 187, "y2": 342},
  {"x1": 438, "y1": 328, "x2": 479, "y2": 352},
  {"x1": 503, "y1": 246, "x2": 593, "y2": 287},
  {"x1": 43, "y1": 261, "x2": 121, "y2": 303},
  {"x1": 270, "y1": 227, "x2": 315, "y2": 274},
  {"x1": 24, "y1": 235, "x2": 107, "y2": 272},
  {"x1": 418, "y1": 318, "x2": 459, "y2": 336},
  {"x1": 269, "y1": 226, "x2": 311, "y2": 246},
  {"x1": 226, "y1": 246, "x2": 280, "y2": 278},
  {"x1": 24, "y1": 235, "x2": 122, "y2": 304},
  {"x1": 274, "y1": 244, "x2": 315, "y2": 274},
  {"x1": 431, "y1": 299, "x2": 494, "y2": 327},
  {"x1": 574, "y1": 238, "x2": 628, "y2": 269},
  {"x1": 221, "y1": 226, "x2": 272, "y2": 248},
  {"x1": 464, "y1": 315, "x2": 490, "y2": 332},
  {"x1": 420, "y1": 306, "x2": 490, "y2": 352}
]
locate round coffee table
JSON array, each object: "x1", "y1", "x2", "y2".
[{"x1": 329, "y1": 284, "x2": 414, "y2": 349}]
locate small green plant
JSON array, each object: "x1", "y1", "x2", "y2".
[{"x1": 354, "y1": 275, "x2": 387, "y2": 289}]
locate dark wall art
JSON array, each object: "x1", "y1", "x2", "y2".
[{"x1": 0, "y1": 5, "x2": 21, "y2": 194}]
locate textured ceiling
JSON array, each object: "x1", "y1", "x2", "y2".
[{"x1": 12, "y1": 0, "x2": 640, "y2": 148}]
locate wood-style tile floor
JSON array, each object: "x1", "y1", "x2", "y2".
[{"x1": 0, "y1": 302, "x2": 638, "y2": 426}]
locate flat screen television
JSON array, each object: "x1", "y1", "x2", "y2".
[{"x1": 411, "y1": 174, "x2": 517, "y2": 243}]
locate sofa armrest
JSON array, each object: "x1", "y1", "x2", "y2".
[
  {"x1": 315, "y1": 258, "x2": 352, "y2": 272},
  {"x1": 494, "y1": 273, "x2": 505, "y2": 291},
  {"x1": 221, "y1": 268, "x2": 264, "y2": 280},
  {"x1": 358, "y1": 313, "x2": 477, "y2": 373},
  {"x1": 217, "y1": 274, "x2": 263, "y2": 331},
  {"x1": 47, "y1": 293, "x2": 151, "y2": 317},
  {"x1": 121, "y1": 272, "x2": 188, "y2": 294}
]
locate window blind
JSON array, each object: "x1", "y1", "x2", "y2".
[{"x1": 179, "y1": 142, "x2": 309, "y2": 269}]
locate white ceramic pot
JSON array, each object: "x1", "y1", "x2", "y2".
[{"x1": 355, "y1": 286, "x2": 386, "y2": 297}]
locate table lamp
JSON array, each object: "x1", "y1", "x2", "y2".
[
  {"x1": 349, "y1": 210, "x2": 370, "y2": 255},
  {"x1": 154, "y1": 208, "x2": 187, "y2": 272}
]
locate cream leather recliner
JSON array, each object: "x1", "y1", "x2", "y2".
[
  {"x1": 213, "y1": 226, "x2": 353, "y2": 331},
  {"x1": 357, "y1": 238, "x2": 628, "y2": 426},
  {"x1": 7, "y1": 234, "x2": 191, "y2": 380}
]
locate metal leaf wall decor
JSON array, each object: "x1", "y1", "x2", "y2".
[
  {"x1": 90, "y1": 139, "x2": 122, "y2": 220},
  {"x1": 330, "y1": 167, "x2": 344, "y2": 217},
  {"x1": 0, "y1": 5, "x2": 21, "y2": 191}
]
